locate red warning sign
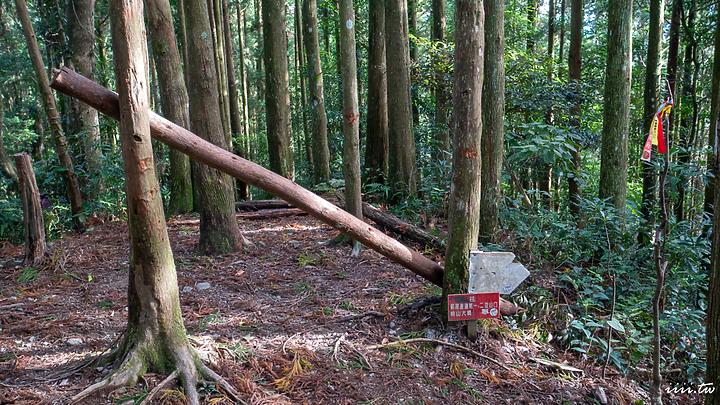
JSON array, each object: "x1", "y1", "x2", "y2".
[{"x1": 447, "y1": 293, "x2": 500, "y2": 321}]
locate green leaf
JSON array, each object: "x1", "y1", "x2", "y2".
[{"x1": 607, "y1": 318, "x2": 625, "y2": 333}]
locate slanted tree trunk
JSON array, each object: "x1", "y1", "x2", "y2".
[
  {"x1": 431, "y1": 0, "x2": 450, "y2": 165},
  {"x1": 0, "y1": 88, "x2": 18, "y2": 182},
  {"x1": 14, "y1": 0, "x2": 85, "y2": 231},
  {"x1": 144, "y1": 0, "x2": 194, "y2": 215},
  {"x1": 479, "y1": 0, "x2": 504, "y2": 244},
  {"x1": 567, "y1": 0, "x2": 582, "y2": 218},
  {"x1": 442, "y1": 0, "x2": 484, "y2": 321},
  {"x1": 71, "y1": 2, "x2": 240, "y2": 402},
  {"x1": 706, "y1": 7, "x2": 720, "y2": 400},
  {"x1": 598, "y1": 0, "x2": 632, "y2": 213},
  {"x1": 386, "y1": 0, "x2": 417, "y2": 199},
  {"x1": 263, "y1": 0, "x2": 295, "y2": 179},
  {"x1": 66, "y1": 0, "x2": 101, "y2": 197},
  {"x1": 303, "y1": 0, "x2": 330, "y2": 184},
  {"x1": 339, "y1": 0, "x2": 362, "y2": 255},
  {"x1": 364, "y1": 0, "x2": 389, "y2": 185},
  {"x1": 640, "y1": 0, "x2": 665, "y2": 239},
  {"x1": 185, "y1": 0, "x2": 245, "y2": 254},
  {"x1": 14, "y1": 153, "x2": 45, "y2": 266}
]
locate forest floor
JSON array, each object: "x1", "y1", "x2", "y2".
[{"x1": 0, "y1": 209, "x2": 698, "y2": 404}]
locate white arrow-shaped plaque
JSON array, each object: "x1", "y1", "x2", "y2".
[{"x1": 468, "y1": 251, "x2": 529, "y2": 295}]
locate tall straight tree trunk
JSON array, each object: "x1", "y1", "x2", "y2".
[
  {"x1": 303, "y1": 0, "x2": 330, "y2": 184},
  {"x1": 177, "y1": 0, "x2": 190, "y2": 88},
  {"x1": 66, "y1": 0, "x2": 101, "y2": 196},
  {"x1": 364, "y1": 0, "x2": 388, "y2": 185},
  {"x1": 73, "y1": 1, "x2": 236, "y2": 401},
  {"x1": 14, "y1": 0, "x2": 85, "y2": 231},
  {"x1": 14, "y1": 153, "x2": 45, "y2": 266},
  {"x1": 263, "y1": 0, "x2": 295, "y2": 179},
  {"x1": 705, "y1": 8, "x2": 720, "y2": 401},
  {"x1": 386, "y1": 0, "x2": 417, "y2": 198},
  {"x1": 185, "y1": 0, "x2": 244, "y2": 254},
  {"x1": 598, "y1": 0, "x2": 632, "y2": 213},
  {"x1": 222, "y1": 0, "x2": 249, "y2": 200},
  {"x1": 640, "y1": 0, "x2": 665, "y2": 236},
  {"x1": 408, "y1": 0, "x2": 419, "y2": 125},
  {"x1": 339, "y1": 0, "x2": 362, "y2": 256},
  {"x1": 210, "y1": 0, "x2": 232, "y2": 148},
  {"x1": 558, "y1": 0, "x2": 566, "y2": 76},
  {"x1": 294, "y1": 0, "x2": 312, "y2": 172},
  {"x1": 432, "y1": 0, "x2": 450, "y2": 165},
  {"x1": 238, "y1": 9, "x2": 252, "y2": 166},
  {"x1": 144, "y1": 0, "x2": 194, "y2": 215},
  {"x1": 442, "y1": 0, "x2": 484, "y2": 318},
  {"x1": 0, "y1": 87, "x2": 18, "y2": 182},
  {"x1": 540, "y1": 0, "x2": 556, "y2": 207},
  {"x1": 567, "y1": 0, "x2": 582, "y2": 218},
  {"x1": 479, "y1": 0, "x2": 504, "y2": 244},
  {"x1": 675, "y1": 1, "x2": 697, "y2": 222}
]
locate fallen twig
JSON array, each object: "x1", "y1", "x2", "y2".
[
  {"x1": 333, "y1": 311, "x2": 386, "y2": 323},
  {"x1": 138, "y1": 370, "x2": 177, "y2": 405},
  {"x1": 366, "y1": 338, "x2": 513, "y2": 372}
]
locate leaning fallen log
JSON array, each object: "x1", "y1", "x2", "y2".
[
  {"x1": 236, "y1": 199, "x2": 294, "y2": 212},
  {"x1": 49, "y1": 67, "x2": 517, "y2": 317},
  {"x1": 361, "y1": 202, "x2": 445, "y2": 253}
]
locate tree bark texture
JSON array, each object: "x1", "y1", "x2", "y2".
[
  {"x1": 364, "y1": 0, "x2": 389, "y2": 185},
  {"x1": 640, "y1": 0, "x2": 665, "y2": 230},
  {"x1": 184, "y1": 0, "x2": 243, "y2": 255},
  {"x1": 237, "y1": 6, "x2": 251, "y2": 169},
  {"x1": 598, "y1": 0, "x2": 632, "y2": 213},
  {"x1": 385, "y1": 0, "x2": 417, "y2": 199},
  {"x1": 105, "y1": 0, "x2": 202, "y2": 401},
  {"x1": 705, "y1": 7, "x2": 720, "y2": 404},
  {"x1": 339, "y1": 0, "x2": 362, "y2": 224},
  {"x1": 294, "y1": 0, "x2": 312, "y2": 174},
  {"x1": 479, "y1": 0, "x2": 504, "y2": 244},
  {"x1": 705, "y1": 0, "x2": 720, "y2": 226},
  {"x1": 14, "y1": 153, "x2": 46, "y2": 266},
  {"x1": 221, "y1": 0, "x2": 249, "y2": 200},
  {"x1": 303, "y1": 0, "x2": 330, "y2": 184},
  {"x1": 209, "y1": 0, "x2": 232, "y2": 148},
  {"x1": 144, "y1": 0, "x2": 194, "y2": 215},
  {"x1": 567, "y1": 0, "x2": 582, "y2": 218},
  {"x1": 442, "y1": 0, "x2": 484, "y2": 318},
  {"x1": 362, "y1": 202, "x2": 445, "y2": 253},
  {"x1": 14, "y1": 0, "x2": 85, "y2": 231},
  {"x1": 262, "y1": 0, "x2": 295, "y2": 180},
  {"x1": 66, "y1": 0, "x2": 101, "y2": 191},
  {"x1": 431, "y1": 0, "x2": 450, "y2": 164}
]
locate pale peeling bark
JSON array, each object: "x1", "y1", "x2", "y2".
[
  {"x1": 479, "y1": 0, "x2": 504, "y2": 244},
  {"x1": 598, "y1": 0, "x2": 632, "y2": 213},
  {"x1": 364, "y1": 0, "x2": 388, "y2": 185},
  {"x1": 442, "y1": 0, "x2": 484, "y2": 321},
  {"x1": 303, "y1": 0, "x2": 330, "y2": 184}
]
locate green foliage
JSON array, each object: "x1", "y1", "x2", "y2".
[{"x1": 17, "y1": 267, "x2": 39, "y2": 284}]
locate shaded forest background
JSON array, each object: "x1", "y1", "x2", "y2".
[{"x1": 0, "y1": 0, "x2": 719, "y2": 401}]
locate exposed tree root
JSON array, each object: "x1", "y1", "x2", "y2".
[
  {"x1": 69, "y1": 344, "x2": 244, "y2": 405},
  {"x1": 138, "y1": 370, "x2": 177, "y2": 405}
]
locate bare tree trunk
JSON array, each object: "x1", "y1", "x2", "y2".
[
  {"x1": 540, "y1": 0, "x2": 556, "y2": 208},
  {"x1": 558, "y1": 0, "x2": 566, "y2": 77},
  {"x1": 479, "y1": 0, "x2": 504, "y2": 244},
  {"x1": 144, "y1": 0, "x2": 194, "y2": 215},
  {"x1": 294, "y1": 0, "x2": 312, "y2": 173},
  {"x1": 339, "y1": 0, "x2": 362, "y2": 256},
  {"x1": 442, "y1": 0, "x2": 484, "y2": 321},
  {"x1": 598, "y1": 0, "x2": 632, "y2": 213},
  {"x1": 222, "y1": 0, "x2": 249, "y2": 200},
  {"x1": 640, "y1": 0, "x2": 665, "y2": 240},
  {"x1": 364, "y1": 0, "x2": 388, "y2": 185},
  {"x1": 386, "y1": 0, "x2": 417, "y2": 198},
  {"x1": 185, "y1": 0, "x2": 244, "y2": 254},
  {"x1": 14, "y1": 153, "x2": 45, "y2": 266},
  {"x1": 567, "y1": 0, "x2": 582, "y2": 218},
  {"x1": 67, "y1": 0, "x2": 101, "y2": 197},
  {"x1": 14, "y1": 0, "x2": 85, "y2": 231},
  {"x1": 238, "y1": 6, "x2": 251, "y2": 171},
  {"x1": 303, "y1": 0, "x2": 330, "y2": 184},
  {"x1": 431, "y1": 0, "x2": 450, "y2": 165}
]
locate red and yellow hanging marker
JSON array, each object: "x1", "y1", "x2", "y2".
[{"x1": 641, "y1": 88, "x2": 674, "y2": 162}]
